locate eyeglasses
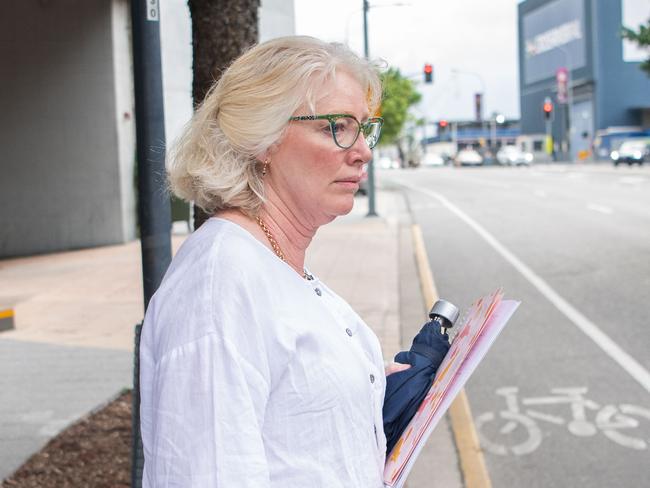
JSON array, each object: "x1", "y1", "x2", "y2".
[{"x1": 288, "y1": 114, "x2": 383, "y2": 149}]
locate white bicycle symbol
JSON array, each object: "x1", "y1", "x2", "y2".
[{"x1": 475, "y1": 387, "x2": 650, "y2": 456}]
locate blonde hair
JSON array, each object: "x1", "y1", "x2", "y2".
[{"x1": 167, "y1": 35, "x2": 383, "y2": 217}]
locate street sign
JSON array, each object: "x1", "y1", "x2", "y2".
[{"x1": 556, "y1": 67, "x2": 568, "y2": 104}]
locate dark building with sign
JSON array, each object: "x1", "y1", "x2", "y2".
[{"x1": 518, "y1": 0, "x2": 650, "y2": 161}]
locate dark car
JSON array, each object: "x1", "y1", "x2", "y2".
[{"x1": 611, "y1": 140, "x2": 650, "y2": 166}]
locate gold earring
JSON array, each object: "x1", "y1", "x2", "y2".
[{"x1": 262, "y1": 159, "x2": 269, "y2": 177}]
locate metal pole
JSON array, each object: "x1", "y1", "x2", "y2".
[
  {"x1": 566, "y1": 69, "x2": 574, "y2": 163},
  {"x1": 363, "y1": 0, "x2": 378, "y2": 217},
  {"x1": 132, "y1": 2, "x2": 172, "y2": 307},
  {"x1": 556, "y1": 46, "x2": 573, "y2": 162},
  {"x1": 491, "y1": 117, "x2": 496, "y2": 149},
  {"x1": 546, "y1": 118, "x2": 553, "y2": 161},
  {"x1": 130, "y1": 1, "x2": 172, "y2": 486},
  {"x1": 452, "y1": 69, "x2": 486, "y2": 150}
]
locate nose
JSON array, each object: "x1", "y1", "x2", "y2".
[{"x1": 349, "y1": 132, "x2": 373, "y2": 164}]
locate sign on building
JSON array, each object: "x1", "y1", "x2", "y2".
[{"x1": 556, "y1": 67, "x2": 568, "y2": 104}]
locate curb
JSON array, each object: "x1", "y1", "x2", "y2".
[
  {"x1": 0, "y1": 307, "x2": 15, "y2": 332},
  {"x1": 411, "y1": 224, "x2": 492, "y2": 488}
]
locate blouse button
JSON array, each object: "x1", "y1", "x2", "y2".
[
  {"x1": 314, "y1": 288, "x2": 322, "y2": 296},
  {"x1": 370, "y1": 374, "x2": 375, "y2": 384},
  {"x1": 345, "y1": 328, "x2": 353, "y2": 337}
]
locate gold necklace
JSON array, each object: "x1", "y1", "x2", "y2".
[
  {"x1": 256, "y1": 216, "x2": 309, "y2": 279},
  {"x1": 256, "y1": 216, "x2": 286, "y2": 261}
]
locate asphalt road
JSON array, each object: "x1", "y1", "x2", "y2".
[{"x1": 382, "y1": 163, "x2": 650, "y2": 488}]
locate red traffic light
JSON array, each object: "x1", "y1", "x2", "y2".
[
  {"x1": 439, "y1": 120, "x2": 448, "y2": 128},
  {"x1": 424, "y1": 63, "x2": 433, "y2": 83},
  {"x1": 543, "y1": 97, "x2": 553, "y2": 120}
]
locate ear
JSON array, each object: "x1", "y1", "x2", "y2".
[{"x1": 257, "y1": 142, "x2": 280, "y2": 162}]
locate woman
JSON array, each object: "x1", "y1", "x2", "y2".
[{"x1": 139, "y1": 35, "x2": 406, "y2": 487}]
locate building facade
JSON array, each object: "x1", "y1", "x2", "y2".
[{"x1": 518, "y1": 0, "x2": 650, "y2": 161}]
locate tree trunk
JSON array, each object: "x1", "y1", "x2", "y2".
[{"x1": 188, "y1": 0, "x2": 260, "y2": 229}]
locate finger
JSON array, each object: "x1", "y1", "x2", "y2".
[{"x1": 385, "y1": 362, "x2": 412, "y2": 376}]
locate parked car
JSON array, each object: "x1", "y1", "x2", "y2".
[
  {"x1": 496, "y1": 145, "x2": 534, "y2": 166},
  {"x1": 357, "y1": 163, "x2": 368, "y2": 195},
  {"x1": 421, "y1": 153, "x2": 445, "y2": 167},
  {"x1": 610, "y1": 140, "x2": 650, "y2": 166},
  {"x1": 454, "y1": 148, "x2": 483, "y2": 166},
  {"x1": 376, "y1": 156, "x2": 400, "y2": 169}
]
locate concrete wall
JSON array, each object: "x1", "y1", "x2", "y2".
[
  {"x1": 0, "y1": 0, "x2": 136, "y2": 258},
  {"x1": 160, "y1": 0, "x2": 193, "y2": 147}
]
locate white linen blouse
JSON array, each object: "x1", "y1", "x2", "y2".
[{"x1": 139, "y1": 218, "x2": 387, "y2": 487}]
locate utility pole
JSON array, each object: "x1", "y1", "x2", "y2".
[
  {"x1": 363, "y1": 0, "x2": 378, "y2": 217},
  {"x1": 130, "y1": 1, "x2": 171, "y2": 486}
]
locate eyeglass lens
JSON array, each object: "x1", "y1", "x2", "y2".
[{"x1": 332, "y1": 116, "x2": 381, "y2": 149}]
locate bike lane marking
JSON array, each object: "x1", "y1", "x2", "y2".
[
  {"x1": 475, "y1": 386, "x2": 650, "y2": 455},
  {"x1": 402, "y1": 184, "x2": 650, "y2": 395}
]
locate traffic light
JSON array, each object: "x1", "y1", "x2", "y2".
[
  {"x1": 424, "y1": 63, "x2": 433, "y2": 84},
  {"x1": 439, "y1": 120, "x2": 448, "y2": 129},
  {"x1": 543, "y1": 97, "x2": 553, "y2": 120}
]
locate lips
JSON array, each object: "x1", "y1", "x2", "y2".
[{"x1": 335, "y1": 176, "x2": 362, "y2": 184}]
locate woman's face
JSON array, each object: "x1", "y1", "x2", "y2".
[{"x1": 267, "y1": 71, "x2": 373, "y2": 227}]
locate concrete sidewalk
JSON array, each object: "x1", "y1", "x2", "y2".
[{"x1": 0, "y1": 189, "x2": 462, "y2": 486}]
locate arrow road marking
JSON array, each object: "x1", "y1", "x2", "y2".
[{"x1": 402, "y1": 183, "x2": 650, "y2": 394}]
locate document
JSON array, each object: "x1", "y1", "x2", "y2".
[{"x1": 383, "y1": 289, "x2": 520, "y2": 488}]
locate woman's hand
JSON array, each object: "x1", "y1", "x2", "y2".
[{"x1": 385, "y1": 362, "x2": 411, "y2": 376}]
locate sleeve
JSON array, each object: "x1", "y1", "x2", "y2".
[
  {"x1": 141, "y1": 333, "x2": 271, "y2": 487},
  {"x1": 382, "y1": 321, "x2": 450, "y2": 454}
]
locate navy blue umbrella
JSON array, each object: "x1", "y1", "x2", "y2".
[{"x1": 383, "y1": 300, "x2": 459, "y2": 453}]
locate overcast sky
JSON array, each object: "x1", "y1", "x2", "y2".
[{"x1": 294, "y1": 0, "x2": 523, "y2": 122}]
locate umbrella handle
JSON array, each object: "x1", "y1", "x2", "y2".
[{"x1": 428, "y1": 299, "x2": 460, "y2": 334}]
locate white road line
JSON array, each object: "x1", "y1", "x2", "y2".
[
  {"x1": 586, "y1": 203, "x2": 614, "y2": 215},
  {"x1": 404, "y1": 183, "x2": 650, "y2": 394},
  {"x1": 618, "y1": 176, "x2": 646, "y2": 185},
  {"x1": 534, "y1": 190, "x2": 547, "y2": 198}
]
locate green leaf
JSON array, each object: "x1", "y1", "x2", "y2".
[{"x1": 378, "y1": 68, "x2": 422, "y2": 145}]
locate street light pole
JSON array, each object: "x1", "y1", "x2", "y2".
[
  {"x1": 452, "y1": 68, "x2": 487, "y2": 143},
  {"x1": 555, "y1": 45, "x2": 574, "y2": 163},
  {"x1": 363, "y1": 0, "x2": 378, "y2": 217}
]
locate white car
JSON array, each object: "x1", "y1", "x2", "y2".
[
  {"x1": 376, "y1": 156, "x2": 400, "y2": 169},
  {"x1": 421, "y1": 153, "x2": 445, "y2": 167},
  {"x1": 611, "y1": 140, "x2": 649, "y2": 166},
  {"x1": 455, "y1": 149, "x2": 483, "y2": 166},
  {"x1": 496, "y1": 146, "x2": 533, "y2": 166}
]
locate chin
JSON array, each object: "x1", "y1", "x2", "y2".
[
  {"x1": 335, "y1": 196, "x2": 356, "y2": 216},
  {"x1": 322, "y1": 196, "x2": 355, "y2": 222}
]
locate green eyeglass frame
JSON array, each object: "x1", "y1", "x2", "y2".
[{"x1": 288, "y1": 114, "x2": 383, "y2": 149}]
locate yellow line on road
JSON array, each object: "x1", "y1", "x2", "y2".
[{"x1": 411, "y1": 224, "x2": 492, "y2": 488}]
